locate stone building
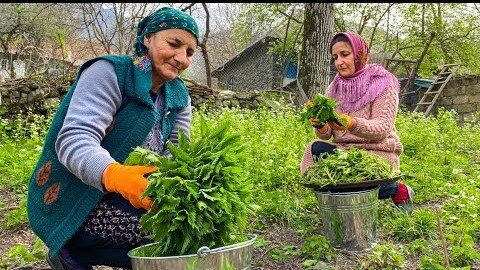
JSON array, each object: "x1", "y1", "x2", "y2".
[{"x1": 211, "y1": 36, "x2": 296, "y2": 91}]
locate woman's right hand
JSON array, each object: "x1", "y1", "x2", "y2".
[
  {"x1": 102, "y1": 163, "x2": 158, "y2": 210},
  {"x1": 309, "y1": 118, "x2": 320, "y2": 127},
  {"x1": 309, "y1": 118, "x2": 330, "y2": 134}
]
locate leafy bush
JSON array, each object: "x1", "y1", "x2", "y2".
[
  {"x1": 406, "y1": 238, "x2": 430, "y2": 256},
  {"x1": 299, "y1": 235, "x2": 336, "y2": 262},
  {"x1": 397, "y1": 108, "x2": 480, "y2": 203},
  {"x1": 0, "y1": 109, "x2": 55, "y2": 141},
  {"x1": 0, "y1": 238, "x2": 45, "y2": 269},
  {"x1": 1, "y1": 100, "x2": 480, "y2": 268}
]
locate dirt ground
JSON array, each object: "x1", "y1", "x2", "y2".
[
  {"x1": 0, "y1": 184, "x2": 354, "y2": 270},
  {"x1": 0, "y1": 218, "x2": 358, "y2": 270},
  {"x1": 0, "y1": 186, "x2": 451, "y2": 270},
  {"x1": 0, "y1": 189, "x2": 403, "y2": 270}
]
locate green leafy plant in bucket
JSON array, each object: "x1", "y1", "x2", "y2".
[
  {"x1": 302, "y1": 148, "x2": 397, "y2": 188},
  {"x1": 125, "y1": 116, "x2": 254, "y2": 256}
]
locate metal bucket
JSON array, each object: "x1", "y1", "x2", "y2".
[
  {"x1": 315, "y1": 188, "x2": 379, "y2": 252},
  {"x1": 128, "y1": 234, "x2": 257, "y2": 270}
]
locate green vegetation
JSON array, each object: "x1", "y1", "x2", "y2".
[
  {"x1": 1, "y1": 103, "x2": 479, "y2": 268},
  {"x1": 359, "y1": 243, "x2": 405, "y2": 269},
  {"x1": 124, "y1": 116, "x2": 254, "y2": 256},
  {"x1": 299, "y1": 235, "x2": 336, "y2": 263},
  {"x1": 302, "y1": 147, "x2": 397, "y2": 188},
  {"x1": 299, "y1": 94, "x2": 342, "y2": 130},
  {"x1": 231, "y1": 3, "x2": 480, "y2": 77},
  {"x1": 385, "y1": 208, "x2": 437, "y2": 242}
]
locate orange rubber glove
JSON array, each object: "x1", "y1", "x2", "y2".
[
  {"x1": 329, "y1": 114, "x2": 356, "y2": 131},
  {"x1": 309, "y1": 118, "x2": 320, "y2": 127},
  {"x1": 316, "y1": 124, "x2": 330, "y2": 134},
  {"x1": 309, "y1": 118, "x2": 330, "y2": 134},
  {"x1": 102, "y1": 162, "x2": 158, "y2": 210}
]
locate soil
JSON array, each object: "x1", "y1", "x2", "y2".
[
  {"x1": 0, "y1": 186, "x2": 441, "y2": 270},
  {"x1": 0, "y1": 187, "x2": 351, "y2": 269}
]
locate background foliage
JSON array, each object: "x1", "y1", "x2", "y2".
[{"x1": 1, "y1": 3, "x2": 480, "y2": 82}]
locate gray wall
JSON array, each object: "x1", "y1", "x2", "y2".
[
  {"x1": 2, "y1": 75, "x2": 480, "y2": 124},
  {"x1": 0, "y1": 79, "x2": 263, "y2": 118},
  {"x1": 424, "y1": 75, "x2": 480, "y2": 122}
]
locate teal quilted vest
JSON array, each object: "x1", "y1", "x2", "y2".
[{"x1": 26, "y1": 55, "x2": 189, "y2": 257}]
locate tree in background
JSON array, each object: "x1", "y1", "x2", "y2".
[
  {"x1": 394, "y1": 3, "x2": 480, "y2": 76},
  {"x1": 2, "y1": 3, "x2": 480, "y2": 86},
  {"x1": 297, "y1": 3, "x2": 334, "y2": 105},
  {"x1": 0, "y1": 3, "x2": 69, "y2": 78},
  {"x1": 72, "y1": 3, "x2": 162, "y2": 56},
  {"x1": 333, "y1": 3, "x2": 480, "y2": 77},
  {"x1": 202, "y1": 4, "x2": 240, "y2": 72},
  {"x1": 180, "y1": 3, "x2": 214, "y2": 88}
]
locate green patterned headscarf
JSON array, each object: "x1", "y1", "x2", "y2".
[{"x1": 134, "y1": 7, "x2": 199, "y2": 56}]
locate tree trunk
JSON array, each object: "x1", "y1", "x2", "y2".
[
  {"x1": 200, "y1": 3, "x2": 212, "y2": 88},
  {"x1": 297, "y1": 3, "x2": 334, "y2": 106}
]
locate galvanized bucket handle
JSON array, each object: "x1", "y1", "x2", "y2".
[
  {"x1": 196, "y1": 234, "x2": 257, "y2": 258},
  {"x1": 197, "y1": 246, "x2": 211, "y2": 258}
]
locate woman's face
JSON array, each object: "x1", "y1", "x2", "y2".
[
  {"x1": 331, "y1": 41, "x2": 355, "y2": 78},
  {"x1": 144, "y1": 28, "x2": 197, "y2": 85}
]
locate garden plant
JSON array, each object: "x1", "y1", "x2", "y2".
[{"x1": 1, "y1": 102, "x2": 480, "y2": 269}]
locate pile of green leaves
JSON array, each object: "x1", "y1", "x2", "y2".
[
  {"x1": 302, "y1": 148, "x2": 397, "y2": 188},
  {"x1": 299, "y1": 94, "x2": 343, "y2": 128},
  {"x1": 124, "y1": 116, "x2": 254, "y2": 256}
]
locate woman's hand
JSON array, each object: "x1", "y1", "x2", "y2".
[
  {"x1": 102, "y1": 163, "x2": 158, "y2": 210},
  {"x1": 309, "y1": 118, "x2": 330, "y2": 134},
  {"x1": 309, "y1": 118, "x2": 321, "y2": 127},
  {"x1": 329, "y1": 114, "x2": 356, "y2": 131}
]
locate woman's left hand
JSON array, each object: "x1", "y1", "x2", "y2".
[{"x1": 329, "y1": 114, "x2": 356, "y2": 131}]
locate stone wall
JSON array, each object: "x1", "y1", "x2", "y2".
[
  {"x1": 0, "y1": 79, "x2": 72, "y2": 116},
  {"x1": 0, "y1": 78, "x2": 262, "y2": 118},
  {"x1": 402, "y1": 75, "x2": 480, "y2": 122},
  {"x1": 2, "y1": 75, "x2": 479, "y2": 123}
]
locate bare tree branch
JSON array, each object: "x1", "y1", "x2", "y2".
[
  {"x1": 276, "y1": 9, "x2": 301, "y2": 24},
  {"x1": 368, "y1": 3, "x2": 394, "y2": 49},
  {"x1": 181, "y1": 3, "x2": 195, "y2": 12}
]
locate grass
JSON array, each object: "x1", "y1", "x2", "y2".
[{"x1": 0, "y1": 103, "x2": 479, "y2": 269}]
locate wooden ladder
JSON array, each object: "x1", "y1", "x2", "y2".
[{"x1": 413, "y1": 64, "x2": 460, "y2": 116}]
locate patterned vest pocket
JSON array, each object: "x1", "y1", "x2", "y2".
[{"x1": 28, "y1": 153, "x2": 75, "y2": 214}]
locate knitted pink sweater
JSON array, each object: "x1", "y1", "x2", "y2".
[{"x1": 300, "y1": 86, "x2": 403, "y2": 174}]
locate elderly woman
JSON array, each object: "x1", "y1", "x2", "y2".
[
  {"x1": 27, "y1": 7, "x2": 199, "y2": 269},
  {"x1": 300, "y1": 32, "x2": 414, "y2": 213}
]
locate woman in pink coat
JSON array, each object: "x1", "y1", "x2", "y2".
[{"x1": 300, "y1": 32, "x2": 414, "y2": 213}]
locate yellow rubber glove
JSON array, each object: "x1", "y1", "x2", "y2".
[
  {"x1": 329, "y1": 114, "x2": 356, "y2": 131},
  {"x1": 102, "y1": 162, "x2": 158, "y2": 210}
]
